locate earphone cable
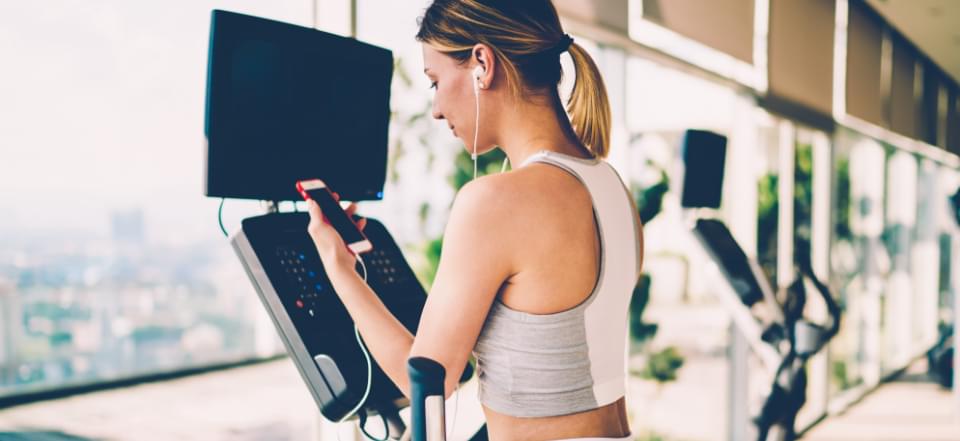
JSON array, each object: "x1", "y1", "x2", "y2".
[
  {"x1": 334, "y1": 253, "x2": 373, "y2": 425},
  {"x1": 473, "y1": 85, "x2": 480, "y2": 180}
]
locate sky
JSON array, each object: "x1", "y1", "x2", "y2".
[
  {"x1": 0, "y1": 0, "x2": 313, "y2": 238},
  {"x1": 0, "y1": 0, "x2": 449, "y2": 244}
]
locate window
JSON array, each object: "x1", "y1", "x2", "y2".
[{"x1": 0, "y1": 0, "x2": 312, "y2": 398}]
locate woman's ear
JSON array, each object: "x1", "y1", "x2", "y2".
[{"x1": 472, "y1": 43, "x2": 496, "y2": 89}]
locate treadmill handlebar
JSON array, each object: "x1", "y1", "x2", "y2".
[
  {"x1": 795, "y1": 260, "x2": 842, "y2": 342},
  {"x1": 408, "y1": 357, "x2": 447, "y2": 441}
]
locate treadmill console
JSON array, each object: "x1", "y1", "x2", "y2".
[{"x1": 231, "y1": 213, "x2": 426, "y2": 421}]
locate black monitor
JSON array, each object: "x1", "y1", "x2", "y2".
[
  {"x1": 681, "y1": 129, "x2": 727, "y2": 209},
  {"x1": 204, "y1": 10, "x2": 392, "y2": 202}
]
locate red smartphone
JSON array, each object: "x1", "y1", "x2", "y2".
[{"x1": 296, "y1": 179, "x2": 373, "y2": 255}]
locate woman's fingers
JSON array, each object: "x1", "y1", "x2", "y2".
[
  {"x1": 306, "y1": 198, "x2": 320, "y2": 217},
  {"x1": 341, "y1": 203, "x2": 366, "y2": 231},
  {"x1": 305, "y1": 200, "x2": 328, "y2": 229}
]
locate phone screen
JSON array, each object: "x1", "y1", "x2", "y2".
[{"x1": 304, "y1": 188, "x2": 367, "y2": 245}]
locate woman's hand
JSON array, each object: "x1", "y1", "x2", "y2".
[{"x1": 305, "y1": 192, "x2": 368, "y2": 270}]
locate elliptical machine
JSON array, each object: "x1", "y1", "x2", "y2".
[
  {"x1": 682, "y1": 130, "x2": 841, "y2": 441},
  {"x1": 753, "y1": 241, "x2": 841, "y2": 440},
  {"x1": 689, "y1": 218, "x2": 840, "y2": 441}
]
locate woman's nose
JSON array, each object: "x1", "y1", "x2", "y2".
[{"x1": 431, "y1": 102, "x2": 443, "y2": 120}]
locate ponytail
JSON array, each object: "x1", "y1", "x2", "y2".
[{"x1": 566, "y1": 43, "x2": 611, "y2": 159}]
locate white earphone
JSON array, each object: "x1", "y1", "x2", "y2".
[
  {"x1": 469, "y1": 64, "x2": 509, "y2": 180},
  {"x1": 472, "y1": 65, "x2": 485, "y2": 90},
  {"x1": 471, "y1": 65, "x2": 484, "y2": 179}
]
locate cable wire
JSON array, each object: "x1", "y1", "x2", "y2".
[
  {"x1": 334, "y1": 253, "x2": 373, "y2": 427},
  {"x1": 218, "y1": 198, "x2": 228, "y2": 237},
  {"x1": 358, "y1": 408, "x2": 389, "y2": 441}
]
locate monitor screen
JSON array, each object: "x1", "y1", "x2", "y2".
[
  {"x1": 681, "y1": 129, "x2": 727, "y2": 209},
  {"x1": 204, "y1": 10, "x2": 392, "y2": 202}
]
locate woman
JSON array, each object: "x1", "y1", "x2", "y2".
[{"x1": 306, "y1": 1, "x2": 644, "y2": 439}]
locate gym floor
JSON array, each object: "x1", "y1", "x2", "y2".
[
  {"x1": 0, "y1": 360, "x2": 318, "y2": 441},
  {"x1": 803, "y1": 359, "x2": 959, "y2": 441},
  {"x1": 0, "y1": 358, "x2": 955, "y2": 441}
]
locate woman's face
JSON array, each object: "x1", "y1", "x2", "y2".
[{"x1": 421, "y1": 44, "x2": 488, "y2": 151}]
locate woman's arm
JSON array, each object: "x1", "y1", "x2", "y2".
[
  {"x1": 408, "y1": 179, "x2": 513, "y2": 397},
  {"x1": 322, "y1": 257, "x2": 416, "y2": 394},
  {"x1": 306, "y1": 196, "x2": 416, "y2": 394},
  {"x1": 307, "y1": 178, "x2": 513, "y2": 398}
]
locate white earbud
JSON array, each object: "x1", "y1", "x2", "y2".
[
  {"x1": 472, "y1": 66, "x2": 485, "y2": 91},
  {"x1": 471, "y1": 65, "x2": 485, "y2": 179}
]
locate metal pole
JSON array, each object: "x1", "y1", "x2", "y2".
[{"x1": 728, "y1": 321, "x2": 751, "y2": 441}]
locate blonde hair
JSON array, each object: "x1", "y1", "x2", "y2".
[{"x1": 416, "y1": 0, "x2": 612, "y2": 158}]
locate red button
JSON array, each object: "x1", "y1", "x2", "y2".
[{"x1": 296, "y1": 300, "x2": 304, "y2": 308}]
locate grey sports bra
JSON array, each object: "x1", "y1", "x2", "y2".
[{"x1": 472, "y1": 150, "x2": 642, "y2": 417}]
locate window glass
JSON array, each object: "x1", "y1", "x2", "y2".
[{"x1": 0, "y1": 0, "x2": 312, "y2": 398}]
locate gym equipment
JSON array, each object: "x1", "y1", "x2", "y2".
[
  {"x1": 205, "y1": 9, "x2": 392, "y2": 202},
  {"x1": 929, "y1": 187, "x2": 959, "y2": 390},
  {"x1": 232, "y1": 212, "x2": 479, "y2": 438},
  {"x1": 232, "y1": 214, "x2": 423, "y2": 423},
  {"x1": 681, "y1": 130, "x2": 841, "y2": 441},
  {"x1": 205, "y1": 11, "x2": 486, "y2": 439},
  {"x1": 927, "y1": 324, "x2": 954, "y2": 389},
  {"x1": 408, "y1": 357, "x2": 447, "y2": 441}
]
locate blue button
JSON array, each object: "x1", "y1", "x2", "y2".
[
  {"x1": 299, "y1": 254, "x2": 306, "y2": 261},
  {"x1": 308, "y1": 271, "x2": 316, "y2": 278},
  {"x1": 315, "y1": 284, "x2": 323, "y2": 292}
]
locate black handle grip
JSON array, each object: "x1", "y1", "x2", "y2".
[{"x1": 408, "y1": 357, "x2": 446, "y2": 441}]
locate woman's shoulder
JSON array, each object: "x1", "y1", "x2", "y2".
[
  {"x1": 459, "y1": 163, "x2": 569, "y2": 200},
  {"x1": 451, "y1": 164, "x2": 589, "y2": 228},
  {"x1": 449, "y1": 171, "x2": 525, "y2": 221}
]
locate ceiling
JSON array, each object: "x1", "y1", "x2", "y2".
[{"x1": 866, "y1": 0, "x2": 960, "y2": 85}]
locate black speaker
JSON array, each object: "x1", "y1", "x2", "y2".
[{"x1": 681, "y1": 129, "x2": 727, "y2": 209}]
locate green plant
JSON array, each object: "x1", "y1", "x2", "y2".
[
  {"x1": 635, "y1": 346, "x2": 685, "y2": 384},
  {"x1": 831, "y1": 359, "x2": 850, "y2": 391},
  {"x1": 630, "y1": 274, "x2": 658, "y2": 345},
  {"x1": 627, "y1": 158, "x2": 670, "y2": 343},
  {"x1": 794, "y1": 143, "x2": 813, "y2": 260},
  {"x1": 415, "y1": 236, "x2": 444, "y2": 290},
  {"x1": 450, "y1": 148, "x2": 508, "y2": 191},
  {"x1": 757, "y1": 172, "x2": 779, "y2": 283},
  {"x1": 834, "y1": 156, "x2": 852, "y2": 242},
  {"x1": 634, "y1": 163, "x2": 669, "y2": 225}
]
